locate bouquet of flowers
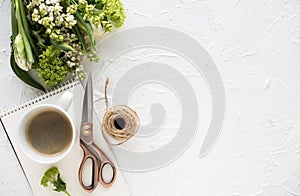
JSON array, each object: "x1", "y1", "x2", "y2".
[{"x1": 11, "y1": 0, "x2": 125, "y2": 91}]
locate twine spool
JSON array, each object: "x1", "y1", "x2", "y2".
[
  {"x1": 102, "y1": 105, "x2": 139, "y2": 145},
  {"x1": 102, "y1": 78, "x2": 140, "y2": 145}
]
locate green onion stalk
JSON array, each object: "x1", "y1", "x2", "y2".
[{"x1": 10, "y1": 0, "x2": 45, "y2": 91}]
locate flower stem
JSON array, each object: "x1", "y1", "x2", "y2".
[
  {"x1": 64, "y1": 190, "x2": 71, "y2": 196},
  {"x1": 15, "y1": 0, "x2": 34, "y2": 64}
]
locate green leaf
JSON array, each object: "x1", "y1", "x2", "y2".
[
  {"x1": 73, "y1": 25, "x2": 88, "y2": 53},
  {"x1": 11, "y1": 0, "x2": 18, "y2": 41},
  {"x1": 15, "y1": 0, "x2": 34, "y2": 65},
  {"x1": 10, "y1": 53, "x2": 45, "y2": 91},
  {"x1": 53, "y1": 174, "x2": 67, "y2": 192},
  {"x1": 74, "y1": 12, "x2": 95, "y2": 49},
  {"x1": 50, "y1": 39, "x2": 74, "y2": 52},
  {"x1": 17, "y1": 0, "x2": 38, "y2": 58},
  {"x1": 32, "y1": 31, "x2": 46, "y2": 49}
]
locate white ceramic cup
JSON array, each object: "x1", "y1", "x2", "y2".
[{"x1": 19, "y1": 91, "x2": 76, "y2": 164}]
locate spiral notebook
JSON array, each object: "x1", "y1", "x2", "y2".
[{"x1": 0, "y1": 80, "x2": 130, "y2": 196}]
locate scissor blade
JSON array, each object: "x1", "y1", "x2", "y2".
[{"x1": 81, "y1": 73, "x2": 93, "y2": 123}]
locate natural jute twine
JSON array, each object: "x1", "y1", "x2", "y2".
[{"x1": 102, "y1": 78, "x2": 140, "y2": 145}]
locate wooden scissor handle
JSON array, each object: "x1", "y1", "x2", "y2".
[
  {"x1": 78, "y1": 140, "x2": 99, "y2": 193},
  {"x1": 89, "y1": 143, "x2": 117, "y2": 188}
]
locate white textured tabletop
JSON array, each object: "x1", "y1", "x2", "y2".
[{"x1": 1, "y1": 0, "x2": 300, "y2": 195}]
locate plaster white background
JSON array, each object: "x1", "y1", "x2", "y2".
[{"x1": 1, "y1": 0, "x2": 300, "y2": 195}]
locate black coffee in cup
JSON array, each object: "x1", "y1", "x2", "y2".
[{"x1": 25, "y1": 108, "x2": 73, "y2": 156}]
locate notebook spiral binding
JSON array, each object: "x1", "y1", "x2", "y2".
[{"x1": 0, "y1": 79, "x2": 80, "y2": 119}]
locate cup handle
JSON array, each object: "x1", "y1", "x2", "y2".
[{"x1": 57, "y1": 91, "x2": 73, "y2": 111}]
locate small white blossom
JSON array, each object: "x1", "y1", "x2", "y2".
[
  {"x1": 47, "y1": 5, "x2": 54, "y2": 13},
  {"x1": 64, "y1": 13, "x2": 76, "y2": 28},
  {"x1": 39, "y1": 4, "x2": 47, "y2": 16},
  {"x1": 50, "y1": 0, "x2": 60, "y2": 4},
  {"x1": 53, "y1": 3, "x2": 63, "y2": 14},
  {"x1": 46, "y1": 29, "x2": 51, "y2": 34}
]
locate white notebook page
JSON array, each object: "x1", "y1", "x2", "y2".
[{"x1": 0, "y1": 81, "x2": 130, "y2": 196}]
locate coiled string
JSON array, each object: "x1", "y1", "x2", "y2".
[{"x1": 102, "y1": 78, "x2": 140, "y2": 145}]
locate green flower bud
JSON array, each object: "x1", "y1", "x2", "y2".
[{"x1": 13, "y1": 34, "x2": 32, "y2": 71}]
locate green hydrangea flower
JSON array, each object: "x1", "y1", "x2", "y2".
[
  {"x1": 76, "y1": 0, "x2": 125, "y2": 32},
  {"x1": 102, "y1": 0, "x2": 125, "y2": 28},
  {"x1": 37, "y1": 45, "x2": 69, "y2": 86}
]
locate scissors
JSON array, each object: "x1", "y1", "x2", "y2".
[{"x1": 78, "y1": 73, "x2": 117, "y2": 192}]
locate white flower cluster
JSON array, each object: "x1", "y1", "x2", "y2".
[
  {"x1": 73, "y1": 65, "x2": 86, "y2": 80},
  {"x1": 27, "y1": 0, "x2": 77, "y2": 42},
  {"x1": 61, "y1": 32, "x2": 81, "y2": 66}
]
